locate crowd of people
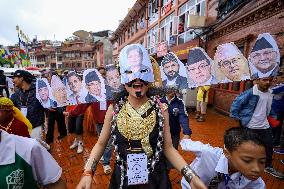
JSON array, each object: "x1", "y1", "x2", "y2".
[{"x1": 0, "y1": 42, "x2": 283, "y2": 189}]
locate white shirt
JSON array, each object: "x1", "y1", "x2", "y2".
[
  {"x1": 166, "y1": 77, "x2": 177, "y2": 87},
  {"x1": 0, "y1": 130, "x2": 62, "y2": 185},
  {"x1": 246, "y1": 85, "x2": 272, "y2": 129},
  {"x1": 180, "y1": 139, "x2": 265, "y2": 189}
]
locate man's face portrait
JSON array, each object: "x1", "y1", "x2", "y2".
[
  {"x1": 86, "y1": 80, "x2": 101, "y2": 97},
  {"x1": 68, "y1": 75, "x2": 82, "y2": 94},
  {"x1": 186, "y1": 59, "x2": 211, "y2": 84},
  {"x1": 218, "y1": 55, "x2": 247, "y2": 81},
  {"x1": 106, "y1": 69, "x2": 121, "y2": 89},
  {"x1": 127, "y1": 48, "x2": 142, "y2": 69},
  {"x1": 250, "y1": 48, "x2": 277, "y2": 74},
  {"x1": 53, "y1": 87, "x2": 67, "y2": 105},
  {"x1": 163, "y1": 61, "x2": 179, "y2": 80},
  {"x1": 38, "y1": 87, "x2": 49, "y2": 102}
]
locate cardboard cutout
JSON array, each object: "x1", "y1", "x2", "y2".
[
  {"x1": 214, "y1": 42, "x2": 250, "y2": 83},
  {"x1": 82, "y1": 68, "x2": 106, "y2": 102},
  {"x1": 50, "y1": 75, "x2": 68, "y2": 107},
  {"x1": 36, "y1": 78, "x2": 57, "y2": 108},
  {"x1": 160, "y1": 52, "x2": 188, "y2": 89},
  {"x1": 185, "y1": 47, "x2": 216, "y2": 87},
  {"x1": 119, "y1": 44, "x2": 154, "y2": 84},
  {"x1": 249, "y1": 33, "x2": 280, "y2": 79},
  {"x1": 105, "y1": 64, "x2": 122, "y2": 99},
  {"x1": 66, "y1": 71, "x2": 87, "y2": 104}
]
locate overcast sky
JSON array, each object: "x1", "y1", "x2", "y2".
[{"x1": 0, "y1": 0, "x2": 136, "y2": 46}]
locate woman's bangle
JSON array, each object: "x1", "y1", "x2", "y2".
[
  {"x1": 181, "y1": 165, "x2": 197, "y2": 184},
  {"x1": 82, "y1": 170, "x2": 93, "y2": 177},
  {"x1": 84, "y1": 157, "x2": 98, "y2": 174}
]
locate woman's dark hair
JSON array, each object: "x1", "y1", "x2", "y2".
[
  {"x1": 113, "y1": 86, "x2": 166, "y2": 104},
  {"x1": 224, "y1": 127, "x2": 266, "y2": 152}
]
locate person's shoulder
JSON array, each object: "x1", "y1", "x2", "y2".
[{"x1": 12, "y1": 134, "x2": 37, "y2": 153}]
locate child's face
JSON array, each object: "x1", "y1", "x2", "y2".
[{"x1": 226, "y1": 141, "x2": 266, "y2": 181}]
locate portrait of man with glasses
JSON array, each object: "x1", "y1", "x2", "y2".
[
  {"x1": 214, "y1": 42, "x2": 251, "y2": 83},
  {"x1": 249, "y1": 33, "x2": 280, "y2": 79},
  {"x1": 186, "y1": 47, "x2": 216, "y2": 87}
]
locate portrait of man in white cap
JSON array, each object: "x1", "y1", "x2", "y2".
[
  {"x1": 185, "y1": 47, "x2": 216, "y2": 87},
  {"x1": 51, "y1": 75, "x2": 68, "y2": 107},
  {"x1": 36, "y1": 78, "x2": 57, "y2": 108},
  {"x1": 214, "y1": 42, "x2": 251, "y2": 83},
  {"x1": 83, "y1": 69, "x2": 106, "y2": 103},
  {"x1": 161, "y1": 52, "x2": 188, "y2": 89},
  {"x1": 249, "y1": 33, "x2": 280, "y2": 79}
]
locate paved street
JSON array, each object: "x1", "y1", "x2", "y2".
[{"x1": 49, "y1": 108, "x2": 284, "y2": 189}]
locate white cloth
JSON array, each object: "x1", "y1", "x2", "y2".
[
  {"x1": 166, "y1": 77, "x2": 177, "y2": 86},
  {"x1": 0, "y1": 130, "x2": 62, "y2": 185},
  {"x1": 180, "y1": 139, "x2": 265, "y2": 189},
  {"x1": 31, "y1": 126, "x2": 42, "y2": 140},
  {"x1": 246, "y1": 85, "x2": 273, "y2": 129},
  {"x1": 6, "y1": 77, "x2": 13, "y2": 89}
]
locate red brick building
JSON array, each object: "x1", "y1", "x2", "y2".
[
  {"x1": 207, "y1": 0, "x2": 284, "y2": 113},
  {"x1": 61, "y1": 40, "x2": 95, "y2": 70},
  {"x1": 110, "y1": 0, "x2": 284, "y2": 113}
]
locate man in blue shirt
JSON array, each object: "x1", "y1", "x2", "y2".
[
  {"x1": 230, "y1": 77, "x2": 283, "y2": 178},
  {"x1": 161, "y1": 87, "x2": 191, "y2": 150}
]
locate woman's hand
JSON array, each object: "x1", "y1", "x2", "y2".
[
  {"x1": 190, "y1": 175, "x2": 207, "y2": 189},
  {"x1": 63, "y1": 111, "x2": 69, "y2": 117},
  {"x1": 75, "y1": 175, "x2": 92, "y2": 189}
]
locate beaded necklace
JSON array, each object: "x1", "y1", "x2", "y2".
[
  {"x1": 111, "y1": 95, "x2": 165, "y2": 189},
  {"x1": 0, "y1": 118, "x2": 14, "y2": 133}
]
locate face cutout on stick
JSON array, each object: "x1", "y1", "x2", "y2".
[
  {"x1": 119, "y1": 44, "x2": 154, "y2": 85},
  {"x1": 36, "y1": 78, "x2": 56, "y2": 108},
  {"x1": 82, "y1": 68, "x2": 106, "y2": 102},
  {"x1": 66, "y1": 71, "x2": 87, "y2": 104},
  {"x1": 105, "y1": 64, "x2": 121, "y2": 90},
  {"x1": 160, "y1": 52, "x2": 188, "y2": 89},
  {"x1": 186, "y1": 47, "x2": 215, "y2": 87},
  {"x1": 50, "y1": 75, "x2": 68, "y2": 107},
  {"x1": 214, "y1": 42, "x2": 251, "y2": 82},
  {"x1": 249, "y1": 33, "x2": 280, "y2": 79}
]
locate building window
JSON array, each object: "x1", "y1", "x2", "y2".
[
  {"x1": 147, "y1": 25, "x2": 158, "y2": 55},
  {"x1": 160, "y1": 13, "x2": 174, "y2": 45},
  {"x1": 128, "y1": 29, "x2": 130, "y2": 39},
  {"x1": 161, "y1": 0, "x2": 176, "y2": 16},
  {"x1": 140, "y1": 13, "x2": 146, "y2": 29},
  {"x1": 177, "y1": 0, "x2": 205, "y2": 45},
  {"x1": 131, "y1": 23, "x2": 135, "y2": 36},
  {"x1": 148, "y1": 0, "x2": 159, "y2": 25},
  {"x1": 135, "y1": 20, "x2": 139, "y2": 33},
  {"x1": 217, "y1": 0, "x2": 245, "y2": 19}
]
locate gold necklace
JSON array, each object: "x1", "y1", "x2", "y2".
[
  {"x1": 0, "y1": 118, "x2": 14, "y2": 132},
  {"x1": 117, "y1": 100, "x2": 156, "y2": 156}
]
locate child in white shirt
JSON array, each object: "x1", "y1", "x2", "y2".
[{"x1": 181, "y1": 127, "x2": 266, "y2": 189}]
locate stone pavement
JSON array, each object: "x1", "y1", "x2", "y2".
[{"x1": 49, "y1": 108, "x2": 284, "y2": 189}]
